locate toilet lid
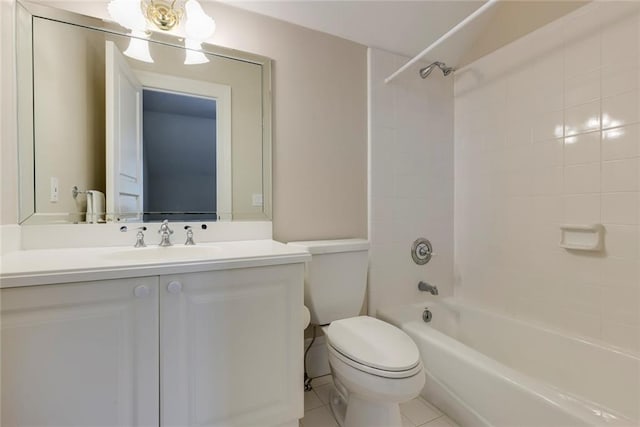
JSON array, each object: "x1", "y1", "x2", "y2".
[{"x1": 327, "y1": 316, "x2": 420, "y2": 372}]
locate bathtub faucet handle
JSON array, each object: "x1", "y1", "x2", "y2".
[{"x1": 418, "y1": 281, "x2": 439, "y2": 295}]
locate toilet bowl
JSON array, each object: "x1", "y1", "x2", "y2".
[
  {"x1": 287, "y1": 240, "x2": 425, "y2": 427},
  {"x1": 323, "y1": 316, "x2": 425, "y2": 427}
]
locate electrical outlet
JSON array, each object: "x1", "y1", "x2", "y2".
[{"x1": 50, "y1": 177, "x2": 59, "y2": 202}]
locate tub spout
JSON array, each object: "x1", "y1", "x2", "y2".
[{"x1": 418, "y1": 281, "x2": 438, "y2": 295}]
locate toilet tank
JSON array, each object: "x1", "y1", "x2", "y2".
[{"x1": 288, "y1": 239, "x2": 369, "y2": 325}]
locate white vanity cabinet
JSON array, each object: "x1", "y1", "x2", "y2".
[
  {"x1": 0, "y1": 261, "x2": 304, "y2": 427},
  {"x1": 160, "y1": 264, "x2": 304, "y2": 426},
  {"x1": 1, "y1": 277, "x2": 160, "y2": 427}
]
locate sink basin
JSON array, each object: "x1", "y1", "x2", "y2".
[{"x1": 106, "y1": 245, "x2": 222, "y2": 262}]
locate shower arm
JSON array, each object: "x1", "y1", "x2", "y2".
[{"x1": 385, "y1": 0, "x2": 499, "y2": 83}]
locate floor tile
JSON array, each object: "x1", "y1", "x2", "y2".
[
  {"x1": 400, "y1": 397, "x2": 442, "y2": 426},
  {"x1": 402, "y1": 414, "x2": 416, "y2": 427},
  {"x1": 313, "y1": 383, "x2": 335, "y2": 405},
  {"x1": 301, "y1": 405, "x2": 339, "y2": 427},
  {"x1": 418, "y1": 397, "x2": 443, "y2": 416},
  {"x1": 304, "y1": 390, "x2": 324, "y2": 412}
]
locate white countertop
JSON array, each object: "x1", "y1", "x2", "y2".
[{"x1": 0, "y1": 240, "x2": 310, "y2": 288}]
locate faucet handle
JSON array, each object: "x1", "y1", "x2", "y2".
[
  {"x1": 159, "y1": 219, "x2": 174, "y2": 234},
  {"x1": 134, "y1": 227, "x2": 147, "y2": 248},
  {"x1": 184, "y1": 226, "x2": 195, "y2": 245}
]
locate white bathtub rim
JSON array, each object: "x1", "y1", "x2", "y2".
[{"x1": 402, "y1": 320, "x2": 631, "y2": 426}]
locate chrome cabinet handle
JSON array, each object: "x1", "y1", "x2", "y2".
[{"x1": 167, "y1": 281, "x2": 183, "y2": 294}]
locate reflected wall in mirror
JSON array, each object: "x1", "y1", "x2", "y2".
[{"x1": 17, "y1": 2, "x2": 272, "y2": 224}]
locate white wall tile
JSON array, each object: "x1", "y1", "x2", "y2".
[
  {"x1": 564, "y1": 33, "x2": 601, "y2": 79},
  {"x1": 600, "y1": 256, "x2": 640, "y2": 287},
  {"x1": 532, "y1": 139, "x2": 564, "y2": 168},
  {"x1": 565, "y1": 70, "x2": 601, "y2": 108},
  {"x1": 563, "y1": 194, "x2": 601, "y2": 225},
  {"x1": 602, "y1": 90, "x2": 640, "y2": 129},
  {"x1": 602, "y1": 321, "x2": 639, "y2": 353},
  {"x1": 605, "y1": 225, "x2": 640, "y2": 259},
  {"x1": 532, "y1": 167, "x2": 563, "y2": 196},
  {"x1": 369, "y1": 48, "x2": 454, "y2": 316},
  {"x1": 563, "y1": 131, "x2": 600, "y2": 165},
  {"x1": 565, "y1": 101, "x2": 601, "y2": 136},
  {"x1": 602, "y1": 64, "x2": 640, "y2": 98},
  {"x1": 601, "y1": 13, "x2": 640, "y2": 66},
  {"x1": 602, "y1": 159, "x2": 639, "y2": 192},
  {"x1": 455, "y1": 3, "x2": 640, "y2": 352},
  {"x1": 564, "y1": 163, "x2": 601, "y2": 194},
  {"x1": 602, "y1": 285, "x2": 640, "y2": 326},
  {"x1": 602, "y1": 124, "x2": 640, "y2": 160},
  {"x1": 533, "y1": 110, "x2": 564, "y2": 142},
  {"x1": 602, "y1": 192, "x2": 639, "y2": 225}
]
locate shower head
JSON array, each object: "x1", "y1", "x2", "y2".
[{"x1": 419, "y1": 61, "x2": 454, "y2": 79}]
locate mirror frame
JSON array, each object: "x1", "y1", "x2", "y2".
[{"x1": 16, "y1": 1, "x2": 272, "y2": 224}]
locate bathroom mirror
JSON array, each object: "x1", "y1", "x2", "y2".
[{"x1": 16, "y1": 1, "x2": 272, "y2": 224}]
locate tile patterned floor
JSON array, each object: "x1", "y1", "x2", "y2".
[{"x1": 300, "y1": 375, "x2": 460, "y2": 427}]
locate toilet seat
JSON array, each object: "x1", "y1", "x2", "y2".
[
  {"x1": 327, "y1": 343, "x2": 423, "y2": 379},
  {"x1": 326, "y1": 316, "x2": 422, "y2": 379}
]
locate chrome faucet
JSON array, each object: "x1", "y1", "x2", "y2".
[
  {"x1": 158, "y1": 220, "x2": 173, "y2": 247},
  {"x1": 134, "y1": 226, "x2": 147, "y2": 248},
  {"x1": 184, "y1": 226, "x2": 195, "y2": 245},
  {"x1": 120, "y1": 225, "x2": 147, "y2": 247},
  {"x1": 418, "y1": 281, "x2": 439, "y2": 295}
]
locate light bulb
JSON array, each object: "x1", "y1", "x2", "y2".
[
  {"x1": 108, "y1": 0, "x2": 147, "y2": 31},
  {"x1": 124, "y1": 30, "x2": 154, "y2": 63},
  {"x1": 185, "y1": 0, "x2": 216, "y2": 41},
  {"x1": 184, "y1": 39, "x2": 209, "y2": 65}
]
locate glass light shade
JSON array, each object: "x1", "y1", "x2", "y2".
[
  {"x1": 108, "y1": 0, "x2": 147, "y2": 31},
  {"x1": 184, "y1": 0, "x2": 216, "y2": 40},
  {"x1": 184, "y1": 39, "x2": 209, "y2": 65},
  {"x1": 124, "y1": 31, "x2": 154, "y2": 63}
]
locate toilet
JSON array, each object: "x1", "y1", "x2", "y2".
[{"x1": 288, "y1": 239, "x2": 425, "y2": 427}]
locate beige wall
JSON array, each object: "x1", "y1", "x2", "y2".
[
  {"x1": 458, "y1": 1, "x2": 588, "y2": 67},
  {"x1": 1, "y1": 0, "x2": 368, "y2": 242},
  {"x1": 208, "y1": 1, "x2": 368, "y2": 241},
  {"x1": 1, "y1": 0, "x2": 18, "y2": 225},
  {"x1": 33, "y1": 18, "x2": 105, "y2": 218}
]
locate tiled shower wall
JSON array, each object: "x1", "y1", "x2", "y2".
[
  {"x1": 368, "y1": 48, "x2": 454, "y2": 316},
  {"x1": 454, "y1": 3, "x2": 640, "y2": 353}
]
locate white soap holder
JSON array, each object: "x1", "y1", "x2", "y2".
[{"x1": 559, "y1": 224, "x2": 604, "y2": 251}]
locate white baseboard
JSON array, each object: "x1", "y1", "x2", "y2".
[{"x1": 304, "y1": 335, "x2": 330, "y2": 378}]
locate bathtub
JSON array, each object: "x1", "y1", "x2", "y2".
[{"x1": 378, "y1": 298, "x2": 639, "y2": 427}]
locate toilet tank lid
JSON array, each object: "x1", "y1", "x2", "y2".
[{"x1": 287, "y1": 239, "x2": 369, "y2": 255}]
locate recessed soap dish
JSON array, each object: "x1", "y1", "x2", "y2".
[{"x1": 559, "y1": 224, "x2": 605, "y2": 251}]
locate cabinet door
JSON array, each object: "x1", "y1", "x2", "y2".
[
  {"x1": 161, "y1": 264, "x2": 304, "y2": 427},
  {"x1": 1, "y1": 277, "x2": 159, "y2": 427}
]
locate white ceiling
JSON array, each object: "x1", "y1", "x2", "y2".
[
  {"x1": 219, "y1": 1, "x2": 588, "y2": 67},
  {"x1": 220, "y1": 1, "x2": 484, "y2": 58}
]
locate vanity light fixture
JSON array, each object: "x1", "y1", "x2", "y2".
[{"x1": 108, "y1": 0, "x2": 216, "y2": 64}]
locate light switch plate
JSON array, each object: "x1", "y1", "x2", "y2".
[{"x1": 50, "y1": 177, "x2": 59, "y2": 202}]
